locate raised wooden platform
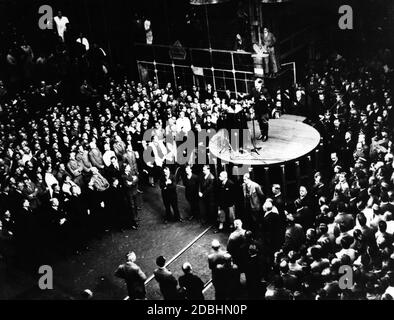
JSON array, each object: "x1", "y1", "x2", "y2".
[{"x1": 209, "y1": 117, "x2": 321, "y2": 166}]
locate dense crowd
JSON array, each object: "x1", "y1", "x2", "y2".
[
  {"x1": 1, "y1": 9, "x2": 394, "y2": 300},
  {"x1": 115, "y1": 51, "x2": 394, "y2": 301}
]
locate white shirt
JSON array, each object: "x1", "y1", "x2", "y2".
[
  {"x1": 176, "y1": 117, "x2": 191, "y2": 133},
  {"x1": 45, "y1": 173, "x2": 59, "y2": 196},
  {"x1": 335, "y1": 248, "x2": 357, "y2": 262},
  {"x1": 21, "y1": 153, "x2": 32, "y2": 166},
  {"x1": 385, "y1": 286, "x2": 394, "y2": 298},
  {"x1": 76, "y1": 37, "x2": 89, "y2": 51},
  {"x1": 54, "y1": 16, "x2": 69, "y2": 40},
  {"x1": 386, "y1": 221, "x2": 394, "y2": 235},
  {"x1": 103, "y1": 150, "x2": 116, "y2": 167}
]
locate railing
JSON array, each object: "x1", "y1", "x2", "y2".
[{"x1": 135, "y1": 43, "x2": 297, "y2": 95}]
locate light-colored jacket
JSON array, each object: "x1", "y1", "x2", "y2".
[{"x1": 243, "y1": 181, "x2": 265, "y2": 212}]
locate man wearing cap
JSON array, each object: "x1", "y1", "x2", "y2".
[
  {"x1": 153, "y1": 255, "x2": 180, "y2": 300},
  {"x1": 178, "y1": 262, "x2": 205, "y2": 300},
  {"x1": 115, "y1": 252, "x2": 147, "y2": 300}
]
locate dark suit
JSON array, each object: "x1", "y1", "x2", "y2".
[
  {"x1": 154, "y1": 267, "x2": 180, "y2": 300},
  {"x1": 106, "y1": 185, "x2": 129, "y2": 228},
  {"x1": 13, "y1": 207, "x2": 37, "y2": 257},
  {"x1": 122, "y1": 172, "x2": 138, "y2": 223},
  {"x1": 217, "y1": 179, "x2": 236, "y2": 226},
  {"x1": 160, "y1": 174, "x2": 181, "y2": 221},
  {"x1": 178, "y1": 273, "x2": 205, "y2": 300},
  {"x1": 272, "y1": 193, "x2": 286, "y2": 214},
  {"x1": 250, "y1": 87, "x2": 270, "y2": 138},
  {"x1": 215, "y1": 263, "x2": 240, "y2": 300},
  {"x1": 357, "y1": 188, "x2": 369, "y2": 208},
  {"x1": 294, "y1": 196, "x2": 314, "y2": 229},
  {"x1": 115, "y1": 262, "x2": 147, "y2": 300},
  {"x1": 262, "y1": 210, "x2": 281, "y2": 250},
  {"x1": 183, "y1": 173, "x2": 200, "y2": 219},
  {"x1": 200, "y1": 173, "x2": 216, "y2": 223},
  {"x1": 66, "y1": 194, "x2": 89, "y2": 242},
  {"x1": 83, "y1": 186, "x2": 104, "y2": 233},
  {"x1": 105, "y1": 163, "x2": 121, "y2": 180},
  {"x1": 208, "y1": 249, "x2": 229, "y2": 290},
  {"x1": 227, "y1": 229, "x2": 246, "y2": 270}
]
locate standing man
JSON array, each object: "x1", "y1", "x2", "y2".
[
  {"x1": 115, "y1": 252, "x2": 147, "y2": 300},
  {"x1": 262, "y1": 27, "x2": 278, "y2": 77},
  {"x1": 160, "y1": 167, "x2": 183, "y2": 224},
  {"x1": 199, "y1": 165, "x2": 216, "y2": 224},
  {"x1": 183, "y1": 165, "x2": 200, "y2": 221},
  {"x1": 153, "y1": 256, "x2": 180, "y2": 300},
  {"x1": 53, "y1": 11, "x2": 69, "y2": 41},
  {"x1": 227, "y1": 219, "x2": 247, "y2": 270},
  {"x1": 178, "y1": 262, "x2": 205, "y2": 300},
  {"x1": 216, "y1": 171, "x2": 236, "y2": 232},
  {"x1": 251, "y1": 78, "x2": 270, "y2": 141},
  {"x1": 207, "y1": 240, "x2": 229, "y2": 300},
  {"x1": 89, "y1": 141, "x2": 105, "y2": 170},
  {"x1": 123, "y1": 144, "x2": 139, "y2": 177},
  {"x1": 242, "y1": 173, "x2": 265, "y2": 231},
  {"x1": 121, "y1": 165, "x2": 138, "y2": 230}
]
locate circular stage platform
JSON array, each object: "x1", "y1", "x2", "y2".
[{"x1": 209, "y1": 117, "x2": 321, "y2": 166}]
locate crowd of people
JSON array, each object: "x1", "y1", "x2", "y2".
[
  {"x1": 1, "y1": 8, "x2": 394, "y2": 300},
  {"x1": 114, "y1": 50, "x2": 394, "y2": 301}
]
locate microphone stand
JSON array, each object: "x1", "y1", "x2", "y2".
[{"x1": 250, "y1": 106, "x2": 262, "y2": 155}]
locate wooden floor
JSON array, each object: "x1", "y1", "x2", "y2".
[{"x1": 209, "y1": 117, "x2": 321, "y2": 166}]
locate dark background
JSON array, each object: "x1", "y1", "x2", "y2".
[{"x1": 0, "y1": 0, "x2": 393, "y2": 78}]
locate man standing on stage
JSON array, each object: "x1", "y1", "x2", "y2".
[
  {"x1": 251, "y1": 78, "x2": 270, "y2": 142},
  {"x1": 262, "y1": 27, "x2": 278, "y2": 77}
]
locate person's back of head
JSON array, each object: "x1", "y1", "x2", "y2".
[
  {"x1": 311, "y1": 245, "x2": 323, "y2": 261},
  {"x1": 340, "y1": 254, "x2": 351, "y2": 266},
  {"x1": 234, "y1": 219, "x2": 243, "y2": 230},
  {"x1": 81, "y1": 289, "x2": 93, "y2": 300},
  {"x1": 182, "y1": 262, "x2": 192, "y2": 274},
  {"x1": 156, "y1": 255, "x2": 166, "y2": 268},
  {"x1": 126, "y1": 251, "x2": 136, "y2": 263},
  {"x1": 340, "y1": 235, "x2": 353, "y2": 250},
  {"x1": 279, "y1": 260, "x2": 289, "y2": 274},
  {"x1": 211, "y1": 239, "x2": 220, "y2": 251}
]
